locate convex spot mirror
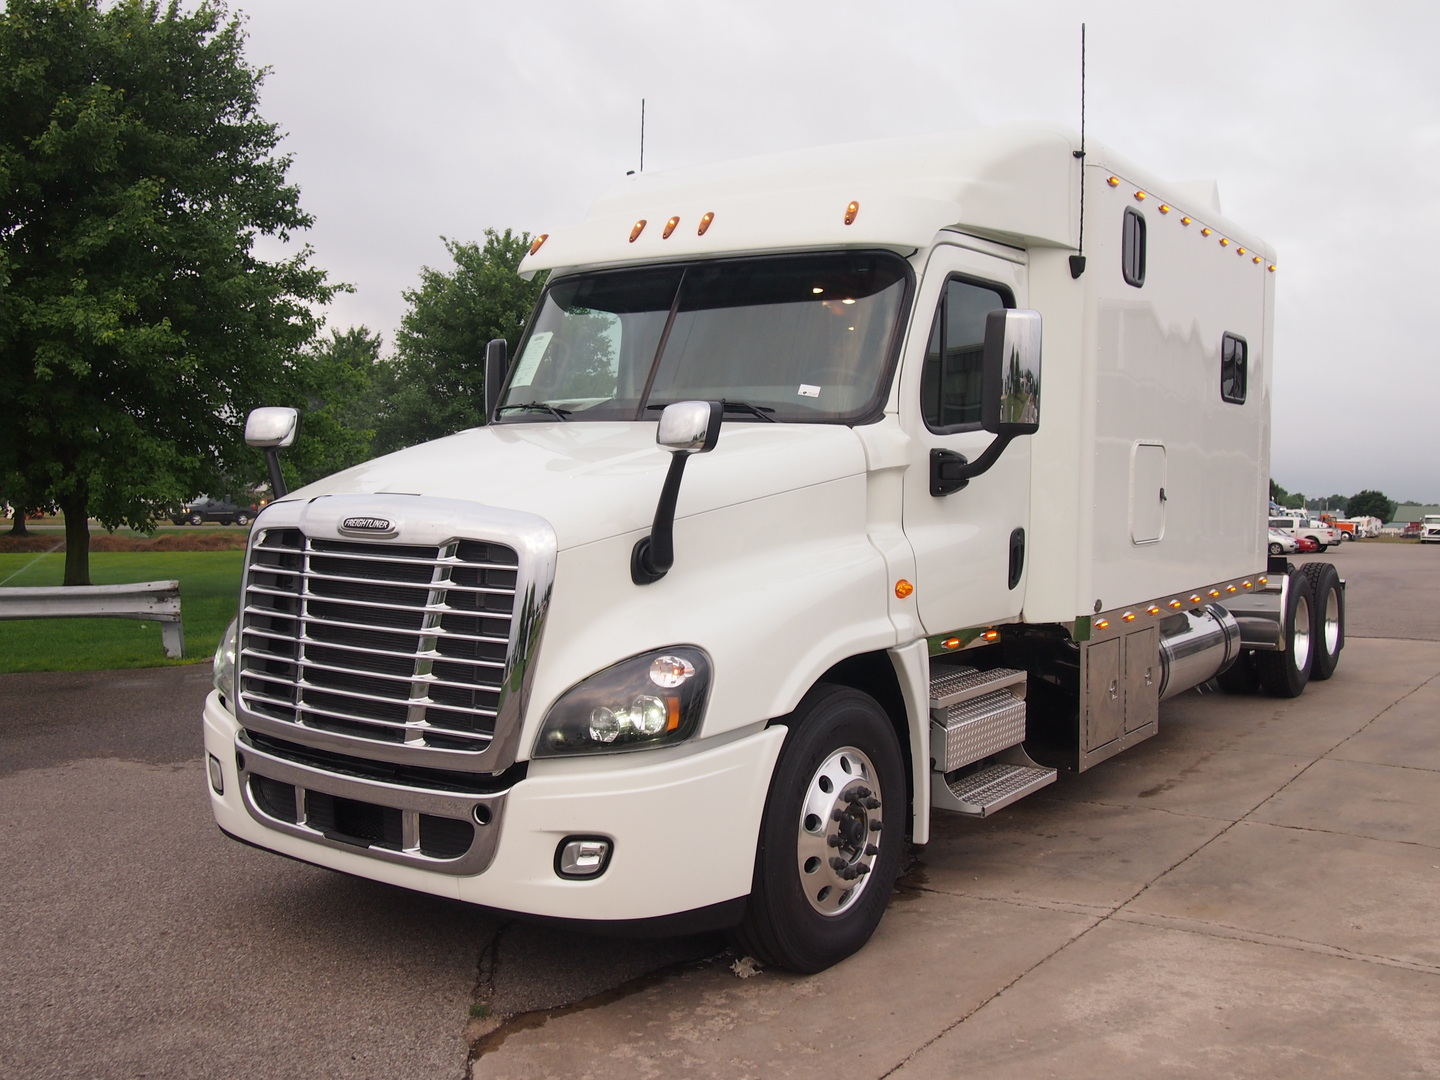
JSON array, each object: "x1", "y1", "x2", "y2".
[
  {"x1": 657, "y1": 399, "x2": 723, "y2": 453},
  {"x1": 981, "y1": 309, "x2": 1042, "y2": 436},
  {"x1": 245, "y1": 407, "x2": 299, "y2": 449}
]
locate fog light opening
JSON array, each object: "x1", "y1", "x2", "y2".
[
  {"x1": 556, "y1": 836, "x2": 613, "y2": 879},
  {"x1": 472, "y1": 803, "x2": 493, "y2": 827},
  {"x1": 208, "y1": 754, "x2": 225, "y2": 795}
]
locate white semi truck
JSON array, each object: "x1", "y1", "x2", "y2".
[{"x1": 205, "y1": 126, "x2": 1344, "y2": 972}]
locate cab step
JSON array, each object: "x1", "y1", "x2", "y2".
[
  {"x1": 929, "y1": 665, "x2": 1028, "y2": 772},
  {"x1": 930, "y1": 761, "x2": 1058, "y2": 818}
]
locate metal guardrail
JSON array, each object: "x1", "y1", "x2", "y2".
[{"x1": 0, "y1": 580, "x2": 184, "y2": 658}]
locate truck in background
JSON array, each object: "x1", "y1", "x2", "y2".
[
  {"x1": 1270, "y1": 513, "x2": 1341, "y2": 551},
  {"x1": 1423, "y1": 515, "x2": 1440, "y2": 544},
  {"x1": 206, "y1": 126, "x2": 1343, "y2": 972}
]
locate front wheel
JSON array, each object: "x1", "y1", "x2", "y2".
[
  {"x1": 189, "y1": 513, "x2": 203, "y2": 526},
  {"x1": 1269, "y1": 541, "x2": 1284, "y2": 556},
  {"x1": 732, "y1": 684, "x2": 905, "y2": 973},
  {"x1": 236, "y1": 512, "x2": 250, "y2": 526}
]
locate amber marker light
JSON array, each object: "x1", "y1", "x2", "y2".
[
  {"x1": 629, "y1": 219, "x2": 647, "y2": 242},
  {"x1": 1190, "y1": 594, "x2": 1202, "y2": 603},
  {"x1": 1254, "y1": 256, "x2": 1263, "y2": 264},
  {"x1": 982, "y1": 629, "x2": 1000, "y2": 642},
  {"x1": 1237, "y1": 246, "x2": 1247, "y2": 256},
  {"x1": 941, "y1": 637, "x2": 962, "y2": 651},
  {"x1": 1201, "y1": 227, "x2": 1213, "y2": 237},
  {"x1": 1159, "y1": 204, "x2": 1171, "y2": 214},
  {"x1": 1243, "y1": 581, "x2": 1254, "y2": 589},
  {"x1": 697, "y1": 212, "x2": 714, "y2": 236},
  {"x1": 662, "y1": 216, "x2": 680, "y2": 239},
  {"x1": 1107, "y1": 176, "x2": 1120, "y2": 186},
  {"x1": 1209, "y1": 589, "x2": 1222, "y2": 598},
  {"x1": 1226, "y1": 585, "x2": 1238, "y2": 593},
  {"x1": 895, "y1": 580, "x2": 914, "y2": 599},
  {"x1": 1268, "y1": 264, "x2": 1277, "y2": 272},
  {"x1": 1095, "y1": 619, "x2": 1110, "y2": 630},
  {"x1": 1259, "y1": 576, "x2": 1269, "y2": 585},
  {"x1": 1180, "y1": 216, "x2": 1193, "y2": 226},
  {"x1": 1122, "y1": 612, "x2": 1137, "y2": 622},
  {"x1": 1219, "y1": 238, "x2": 1230, "y2": 247},
  {"x1": 844, "y1": 201, "x2": 860, "y2": 225},
  {"x1": 528, "y1": 234, "x2": 549, "y2": 256},
  {"x1": 1146, "y1": 606, "x2": 1161, "y2": 616},
  {"x1": 1134, "y1": 190, "x2": 1147, "y2": 201},
  {"x1": 1169, "y1": 599, "x2": 1184, "y2": 609}
]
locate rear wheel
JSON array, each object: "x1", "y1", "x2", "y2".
[
  {"x1": 733, "y1": 684, "x2": 905, "y2": 973},
  {"x1": 236, "y1": 512, "x2": 250, "y2": 526},
  {"x1": 1301, "y1": 561, "x2": 1343, "y2": 681},
  {"x1": 1253, "y1": 571, "x2": 1315, "y2": 698},
  {"x1": 1305, "y1": 535, "x2": 1325, "y2": 552}
]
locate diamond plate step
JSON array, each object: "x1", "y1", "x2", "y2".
[
  {"x1": 930, "y1": 762, "x2": 1057, "y2": 818},
  {"x1": 929, "y1": 665, "x2": 1029, "y2": 772}
]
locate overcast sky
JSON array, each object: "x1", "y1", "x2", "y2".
[{"x1": 235, "y1": 0, "x2": 1439, "y2": 504}]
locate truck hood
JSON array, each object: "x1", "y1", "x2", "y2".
[{"x1": 276, "y1": 422, "x2": 870, "y2": 550}]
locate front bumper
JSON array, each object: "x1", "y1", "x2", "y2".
[{"x1": 204, "y1": 690, "x2": 786, "y2": 920}]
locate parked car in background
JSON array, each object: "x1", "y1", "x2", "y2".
[
  {"x1": 1295, "y1": 535, "x2": 1320, "y2": 553},
  {"x1": 1267, "y1": 528, "x2": 1299, "y2": 555},
  {"x1": 169, "y1": 496, "x2": 257, "y2": 526}
]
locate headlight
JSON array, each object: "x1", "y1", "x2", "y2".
[
  {"x1": 534, "y1": 647, "x2": 710, "y2": 757},
  {"x1": 213, "y1": 616, "x2": 239, "y2": 704}
]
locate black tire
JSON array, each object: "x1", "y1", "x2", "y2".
[
  {"x1": 1301, "y1": 561, "x2": 1343, "y2": 681},
  {"x1": 732, "y1": 684, "x2": 905, "y2": 973},
  {"x1": 1305, "y1": 535, "x2": 1325, "y2": 552},
  {"x1": 1215, "y1": 649, "x2": 1260, "y2": 694},
  {"x1": 1253, "y1": 571, "x2": 1315, "y2": 698},
  {"x1": 236, "y1": 512, "x2": 250, "y2": 526},
  {"x1": 189, "y1": 512, "x2": 203, "y2": 526}
]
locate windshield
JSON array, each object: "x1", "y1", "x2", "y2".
[{"x1": 498, "y1": 252, "x2": 910, "y2": 423}]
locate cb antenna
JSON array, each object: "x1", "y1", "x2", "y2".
[
  {"x1": 639, "y1": 98, "x2": 645, "y2": 173},
  {"x1": 1069, "y1": 23, "x2": 1088, "y2": 279}
]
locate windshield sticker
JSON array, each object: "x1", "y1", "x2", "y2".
[
  {"x1": 797, "y1": 384, "x2": 821, "y2": 398},
  {"x1": 511, "y1": 332, "x2": 552, "y2": 387}
]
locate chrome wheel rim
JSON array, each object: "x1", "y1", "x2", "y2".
[
  {"x1": 1322, "y1": 588, "x2": 1340, "y2": 655},
  {"x1": 796, "y1": 746, "x2": 882, "y2": 916},
  {"x1": 1293, "y1": 594, "x2": 1312, "y2": 671}
]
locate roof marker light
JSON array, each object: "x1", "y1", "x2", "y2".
[
  {"x1": 844, "y1": 201, "x2": 860, "y2": 225},
  {"x1": 1107, "y1": 176, "x2": 1120, "y2": 186},
  {"x1": 1180, "y1": 216, "x2": 1193, "y2": 226},
  {"x1": 1201, "y1": 227, "x2": 1213, "y2": 237},
  {"x1": 1254, "y1": 256, "x2": 1263, "y2": 264},
  {"x1": 1159, "y1": 204, "x2": 1171, "y2": 214},
  {"x1": 662, "y1": 216, "x2": 680, "y2": 239},
  {"x1": 895, "y1": 579, "x2": 914, "y2": 599},
  {"x1": 698, "y1": 212, "x2": 714, "y2": 236},
  {"x1": 629, "y1": 219, "x2": 647, "y2": 242},
  {"x1": 1268, "y1": 264, "x2": 1277, "y2": 272},
  {"x1": 1236, "y1": 246, "x2": 1247, "y2": 255},
  {"x1": 1134, "y1": 191, "x2": 1147, "y2": 201},
  {"x1": 528, "y1": 234, "x2": 549, "y2": 256},
  {"x1": 1219, "y1": 238, "x2": 1230, "y2": 247}
]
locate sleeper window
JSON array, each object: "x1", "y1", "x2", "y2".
[
  {"x1": 1122, "y1": 207, "x2": 1146, "y2": 288},
  {"x1": 1221, "y1": 333, "x2": 1247, "y2": 404}
]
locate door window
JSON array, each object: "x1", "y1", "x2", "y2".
[{"x1": 920, "y1": 277, "x2": 1011, "y2": 433}]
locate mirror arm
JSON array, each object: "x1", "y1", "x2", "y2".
[
  {"x1": 631, "y1": 452, "x2": 691, "y2": 585},
  {"x1": 263, "y1": 448, "x2": 288, "y2": 499},
  {"x1": 930, "y1": 434, "x2": 1016, "y2": 497},
  {"x1": 483, "y1": 339, "x2": 509, "y2": 421}
]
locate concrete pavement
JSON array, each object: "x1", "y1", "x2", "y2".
[{"x1": 472, "y1": 634, "x2": 1440, "y2": 1078}]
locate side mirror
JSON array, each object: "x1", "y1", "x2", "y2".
[
  {"x1": 245, "y1": 407, "x2": 299, "y2": 499},
  {"x1": 981, "y1": 308, "x2": 1042, "y2": 436},
  {"x1": 931, "y1": 309, "x2": 1042, "y2": 497},
  {"x1": 632, "y1": 401, "x2": 723, "y2": 585},
  {"x1": 484, "y1": 338, "x2": 508, "y2": 421}
]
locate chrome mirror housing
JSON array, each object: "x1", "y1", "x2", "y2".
[
  {"x1": 245, "y1": 407, "x2": 299, "y2": 449},
  {"x1": 657, "y1": 400, "x2": 723, "y2": 453}
]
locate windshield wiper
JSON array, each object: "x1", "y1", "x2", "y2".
[
  {"x1": 645, "y1": 399, "x2": 776, "y2": 422},
  {"x1": 495, "y1": 401, "x2": 572, "y2": 421}
]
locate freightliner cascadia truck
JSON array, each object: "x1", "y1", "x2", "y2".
[{"x1": 206, "y1": 125, "x2": 1344, "y2": 972}]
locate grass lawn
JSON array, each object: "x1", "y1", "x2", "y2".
[{"x1": 0, "y1": 550, "x2": 244, "y2": 672}]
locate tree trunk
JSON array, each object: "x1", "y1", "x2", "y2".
[
  {"x1": 8, "y1": 513, "x2": 27, "y2": 536},
  {"x1": 60, "y1": 486, "x2": 91, "y2": 586}
]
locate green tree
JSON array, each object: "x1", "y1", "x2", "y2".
[
  {"x1": 1346, "y1": 490, "x2": 1395, "y2": 521},
  {"x1": 372, "y1": 230, "x2": 545, "y2": 456},
  {"x1": 0, "y1": 0, "x2": 337, "y2": 583},
  {"x1": 281, "y1": 326, "x2": 382, "y2": 489}
]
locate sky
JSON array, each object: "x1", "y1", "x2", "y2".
[{"x1": 234, "y1": 0, "x2": 1440, "y2": 503}]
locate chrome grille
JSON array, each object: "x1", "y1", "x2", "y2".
[{"x1": 238, "y1": 528, "x2": 519, "y2": 754}]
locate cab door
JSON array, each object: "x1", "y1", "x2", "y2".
[{"x1": 899, "y1": 237, "x2": 1031, "y2": 636}]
